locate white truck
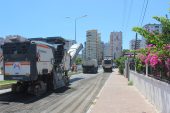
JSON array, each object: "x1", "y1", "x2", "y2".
[
  {"x1": 2, "y1": 37, "x2": 83, "y2": 96},
  {"x1": 102, "y1": 57, "x2": 113, "y2": 72},
  {"x1": 82, "y1": 59, "x2": 98, "y2": 74}
]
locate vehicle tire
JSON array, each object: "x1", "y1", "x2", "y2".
[
  {"x1": 110, "y1": 68, "x2": 112, "y2": 72},
  {"x1": 11, "y1": 84, "x2": 17, "y2": 93},
  {"x1": 34, "y1": 84, "x2": 41, "y2": 97},
  {"x1": 95, "y1": 68, "x2": 98, "y2": 73}
]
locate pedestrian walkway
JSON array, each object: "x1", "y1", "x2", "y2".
[{"x1": 88, "y1": 69, "x2": 158, "y2": 113}]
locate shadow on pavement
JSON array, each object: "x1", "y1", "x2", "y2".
[
  {"x1": 0, "y1": 86, "x2": 71, "y2": 104},
  {"x1": 70, "y1": 77, "x2": 84, "y2": 83}
]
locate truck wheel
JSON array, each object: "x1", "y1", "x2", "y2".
[
  {"x1": 32, "y1": 82, "x2": 47, "y2": 97},
  {"x1": 63, "y1": 76, "x2": 69, "y2": 86},
  {"x1": 12, "y1": 83, "x2": 26, "y2": 93},
  {"x1": 110, "y1": 68, "x2": 112, "y2": 72},
  {"x1": 11, "y1": 84, "x2": 17, "y2": 93},
  {"x1": 95, "y1": 68, "x2": 98, "y2": 73},
  {"x1": 34, "y1": 85, "x2": 41, "y2": 97}
]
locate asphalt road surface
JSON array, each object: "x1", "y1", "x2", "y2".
[{"x1": 0, "y1": 69, "x2": 111, "y2": 113}]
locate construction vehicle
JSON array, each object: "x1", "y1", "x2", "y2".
[
  {"x1": 2, "y1": 37, "x2": 83, "y2": 96},
  {"x1": 82, "y1": 59, "x2": 98, "y2": 74},
  {"x1": 102, "y1": 56, "x2": 113, "y2": 72}
]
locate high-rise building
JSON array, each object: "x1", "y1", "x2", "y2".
[
  {"x1": 103, "y1": 43, "x2": 110, "y2": 57},
  {"x1": 141, "y1": 24, "x2": 162, "y2": 48},
  {"x1": 85, "y1": 30, "x2": 102, "y2": 63},
  {"x1": 110, "y1": 31, "x2": 122, "y2": 59},
  {"x1": 130, "y1": 39, "x2": 142, "y2": 50},
  {"x1": 97, "y1": 33, "x2": 103, "y2": 64},
  {"x1": 100, "y1": 41, "x2": 104, "y2": 60}
]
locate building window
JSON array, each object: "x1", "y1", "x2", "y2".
[{"x1": 116, "y1": 36, "x2": 119, "y2": 41}]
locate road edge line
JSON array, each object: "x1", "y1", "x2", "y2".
[{"x1": 86, "y1": 72, "x2": 112, "y2": 113}]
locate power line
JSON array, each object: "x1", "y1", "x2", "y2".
[
  {"x1": 122, "y1": 0, "x2": 133, "y2": 49},
  {"x1": 140, "y1": 0, "x2": 149, "y2": 26},
  {"x1": 123, "y1": 0, "x2": 134, "y2": 30},
  {"x1": 138, "y1": 0, "x2": 146, "y2": 25},
  {"x1": 126, "y1": 0, "x2": 134, "y2": 27}
]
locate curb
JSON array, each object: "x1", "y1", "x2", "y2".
[{"x1": 86, "y1": 72, "x2": 112, "y2": 113}]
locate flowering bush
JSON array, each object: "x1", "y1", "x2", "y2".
[
  {"x1": 138, "y1": 53, "x2": 146, "y2": 63},
  {"x1": 150, "y1": 54, "x2": 162, "y2": 68},
  {"x1": 133, "y1": 16, "x2": 170, "y2": 82}
]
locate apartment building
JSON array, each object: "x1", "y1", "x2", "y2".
[
  {"x1": 85, "y1": 30, "x2": 102, "y2": 64},
  {"x1": 130, "y1": 39, "x2": 142, "y2": 50},
  {"x1": 141, "y1": 24, "x2": 162, "y2": 48},
  {"x1": 110, "y1": 31, "x2": 122, "y2": 59},
  {"x1": 103, "y1": 43, "x2": 110, "y2": 57}
]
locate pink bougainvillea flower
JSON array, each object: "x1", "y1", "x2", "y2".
[
  {"x1": 145, "y1": 54, "x2": 151, "y2": 64},
  {"x1": 138, "y1": 54, "x2": 146, "y2": 63},
  {"x1": 150, "y1": 55, "x2": 159, "y2": 68},
  {"x1": 147, "y1": 44, "x2": 154, "y2": 47},
  {"x1": 165, "y1": 45, "x2": 170, "y2": 51}
]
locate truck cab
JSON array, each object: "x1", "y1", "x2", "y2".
[{"x1": 102, "y1": 58, "x2": 113, "y2": 72}]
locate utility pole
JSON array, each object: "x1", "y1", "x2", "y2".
[
  {"x1": 134, "y1": 32, "x2": 138, "y2": 58},
  {"x1": 133, "y1": 32, "x2": 138, "y2": 71}
]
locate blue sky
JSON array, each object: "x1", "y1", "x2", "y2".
[{"x1": 0, "y1": 0, "x2": 169, "y2": 49}]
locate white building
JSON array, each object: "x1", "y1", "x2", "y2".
[
  {"x1": 86, "y1": 30, "x2": 97, "y2": 60},
  {"x1": 141, "y1": 24, "x2": 162, "y2": 48},
  {"x1": 110, "y1": 31, "x2": 122, "y2": 59},
  {"x1": 85, "y1": 30, "x2": 102, "y2": 64}
]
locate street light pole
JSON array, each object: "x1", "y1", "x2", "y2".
[{"x1": 66, "y1": 15, "x2": 87, "y2": 43}]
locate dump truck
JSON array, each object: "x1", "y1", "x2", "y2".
[
  {"x1": 2, "y1": 37, "x2": 83, "y2": 96},
  {"x1": 82, "y1": 59, "x2": 98, "y2": 74},
  {"x1": 102, "y1": 57, "x2": 113, "y2": 72}
]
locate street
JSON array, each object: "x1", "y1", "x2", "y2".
[{"x1": 0, "y1": 69, "x2": 111, "y2": 113}]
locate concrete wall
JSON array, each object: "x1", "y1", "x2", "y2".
[
  {"x1": 0, "y1": 75, "x2": 4, "y2": 81},
  {"x1": 129, "y1": 71, "x2": 170, "y2": 113}
]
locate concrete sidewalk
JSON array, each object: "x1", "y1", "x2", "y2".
[{"x1": 88, "y1": 69, "x2": 158, "y2": 113}]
